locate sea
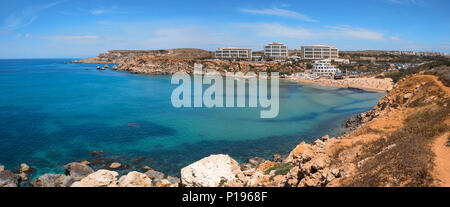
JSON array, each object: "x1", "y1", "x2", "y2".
[{"x1": 0, "y1": 59, "x2": 385, "y2": 179}]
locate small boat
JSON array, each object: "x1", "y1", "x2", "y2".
[{"x1": 104, "y1": 65, "x2": 110, "y2": 68}]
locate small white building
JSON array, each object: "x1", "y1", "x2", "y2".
[{"x1": 311, "y1": 60, "x2": 341, "y2": 76}]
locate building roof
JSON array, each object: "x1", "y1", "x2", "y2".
[
  {"x1": 217, "y1": 47, "x2": 251, "y2": 50},
  {"x1": 302, "y1": 44, "x2": 337, "y2": 48},
  {"x1": 268, "y1": 42, "x2": 285, "y2": 45}
]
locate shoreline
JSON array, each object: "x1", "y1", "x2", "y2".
[{"x1": 285, "y1": 77, "x2": 393, "y2": 92}]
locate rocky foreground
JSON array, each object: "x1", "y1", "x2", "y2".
[{"x1": 1, "y1": 70, "x2": 449, "y2": 187}]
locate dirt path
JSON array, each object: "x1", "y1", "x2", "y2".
[
  {"x1": 425, "y1": 75, "x2": 450, "y2": 187},
  {"x1": 432, "y1": 133, "x2": 450, "y2": 186}
]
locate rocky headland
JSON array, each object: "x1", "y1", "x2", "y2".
[
  {"x1": 1, "y1": 67, "x2": 449, "y2": 187},
  {"x1": 72, "y1": 49, "x2": 306, "y2": 75}
]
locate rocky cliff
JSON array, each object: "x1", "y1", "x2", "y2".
[{"x1": 73, "y1": 48, "x2": 306, "y2": 75}]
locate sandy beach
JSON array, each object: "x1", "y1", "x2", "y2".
[{"x1": 287, "y1": 77, "x2": 394, "y2": 92}]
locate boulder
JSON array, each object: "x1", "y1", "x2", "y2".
[
  {"x1": 285, "y1": 142, "x2": 314, "y2": 163},
  {"x1": 0, "y1": 170, "x2": 19, "y2": 187},
  {"x1": 118, "y1": 171, "x2": 152, "y2": 187},
  {"x1": 109, "y1": 162, "x2": 122, "y2": 169},
  {"x1": 0, "y1": 165, "x2": 4, "y2": 172},
  {"x1": 141, "y1": 166, "x2": 152, "y2": 171},
  {"x1": 19, "y1": 163, "x2": 31, "y2": 173},
  {"x1": 64, "y1": 162, "x2": 94, "y2": 181},
  {"x1": 272, "y1": 154, "x2": 282, "y2": 162},
  {"x1": 71, "y1": 170, "x2": 118, "y2": 187},
  {"x1": 80, "y1": 160, "x2": 91, "y2": 165},
  {"x1": 181, "y1": 154, "x2": 245, "y2": 187},
  {"x1": 321, "y1": 135, "x2": 330, "y2": 141},
  {"x1": 31, "y1": 174, "x2": 67, "y2": 187},
  {"x1": 239, "y1": 163, "x2": 254, "y2": 171},
  {"x1": 248, "y1": 157, "x2": 265, "y2": 167},
  {"x1": 144, "y1": 170, "x2": 165, "y2": 180},
  {"x1": 167, "y1": 176, "x2": 181, "y2": 185}
]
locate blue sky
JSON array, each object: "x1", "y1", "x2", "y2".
[{"x1": 0, "y1": 0, "x2": 449, "y2": 58}]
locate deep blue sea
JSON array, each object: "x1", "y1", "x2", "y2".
[{"x1": 0, "y1": 59, "x2": 385, "y2": 178}]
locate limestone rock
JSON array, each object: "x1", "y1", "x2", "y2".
[
  {"x1": 181, "y1": 154, "x2": 245, "y2": 187},
  {"x1": 248, "y1": 157, "x2": 265, "y2": 167},
  {"x1": 144, "y1": 170, "x2": 164, "y2": 180},
  {"x1": 0, "y1": 170, "x2": 19, "y2": 187},
  {"x1": 109, "y1": 162, "x2": 122, "y2": 169},
  {"x1": 64, "y1": 162, "x2": 94, "y2": 181},
  {"x1": 272, "y1": 154, "x2": 282, "y2": 162},
  {"x1": 71, "y1": 170, "x2": 118, "y2": 187},
  {"x1": 19, "y1": 163, "x2": 31, "y2": 173},
  {"x1": 118, "y1": 171, "x2": 152, "y2": 187},
  {"x1": 31, "y1": 174, "x2": 67, "y2": 187}
]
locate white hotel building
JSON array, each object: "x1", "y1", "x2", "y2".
[
  {"x1": 215, "y1": 47, "x2": 252, "y2": 60},
  {"x1": 301, "y1": 45, "x2": 339, "y2": 60},
  {"x1": 264, "y1": 42, "x2": 288, "y2": 59},
  {"x1": 312, "y1": 60, "x2": 341, "y2": 76}
]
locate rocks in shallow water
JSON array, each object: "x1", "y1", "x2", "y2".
[
  {"x1": 0, "y1": 170, "x2": 20, "y2": 187},
  {"x1": 167, "y1": 176, "x2": 180, "y2": 185},
  {"x1": 0, "y1": 165, "x2": 4, "y2": 172},
  {"x1": 118, "y1": 171, "x2": 152, "y2": 187},
  {"x1": 90, "y1": 151, "x2": 105, "y2": 157},
  {"x1": 109, "y1": 162, "x2": 122, "y2": 169},
  {"x1": 145, "y1": 170, "x2": 164, "y2": 180},
  {"x1": 31, "y1": 174, "x2": 67, "y2": 187},
  {"x1": 19, "y1": 163, "x2": 31, "y2": 173},
  {"x1": 71, "y1": 170, "x2": 118, "y2": 187},
  {"x1": 80, "y1": 160, "x2": 91, "y2": 165},
  {"x1": 181, "y1": 154, "x2": 245, "y2": 187},
  {"x1": 141, "y1": 166, "x2": 152, "y2": 171},
  {"x1": 64, "y1": 162, "x2": 94, "y2": 181},
  {"x1": 248, "y1": 157, "x2": 265, "y2": 167}
]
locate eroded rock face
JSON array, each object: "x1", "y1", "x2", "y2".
[
  {"x1": 71, "y1": 170, "x2": 118, "y2": 187},
  {"x1": 181, "y1": 154, "x2": 245, "y2": 187},
  {"x1": 118, "y1": 171, "x2": 152, "y2": 187},
  {"x1": 31, "y1": 174, "x2": 67, "y2": 187},
  {"x1": 64, "y1": 162, "x2": 94, "y2": 181},
  {"x1": 0, "y1": 170, "x2": 19, "y2": 187}
]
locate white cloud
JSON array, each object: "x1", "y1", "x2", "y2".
[
  {"x1": 239, "y1": 8, "x2": 317, "y2": 22},
  {"x1": 40, "y1": 35, "x2": 99, "y2": 41},
  {"x1": 90, "y1": 9, "x2": 105, "y2": 15},
  {"x1": 2, "y1": 1, "x2": 65, "y2": 31},
  {"x1": 242, "y1": 23, "x2": 386, "y2": 41},
  {"x1": 390, "y1": 36, "x2": 402, "y2": 41},
  {"x1": 330, "y1": 26, "x2": 386, "y2": 41},
  {"x1": 383, "y1": 0, "x2": 427, "y2": 6},
  {"x1": 240, "y1": 23, "x2": 315, "y2": 38}
]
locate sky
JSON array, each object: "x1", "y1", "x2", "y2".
[{"x1": 0, "y1": 0, "x2": 449, "y2": 58}]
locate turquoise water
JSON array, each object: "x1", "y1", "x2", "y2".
[{"x1": 0, "y1": 59, "x2": 385, "y2": 178}]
